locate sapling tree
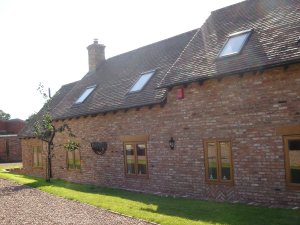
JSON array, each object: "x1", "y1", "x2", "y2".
[{"x1": 33, "y1": 83, "x2": 79, "y2": 182}]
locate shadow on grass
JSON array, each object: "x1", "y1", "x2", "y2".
[{"x1": 2, "y1": 173, "x2": 300, "y2": 225}]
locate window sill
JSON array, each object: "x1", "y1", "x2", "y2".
[
  {"x1": 67, "y1": 168, "x2": 81, "y2": 170},
  {"x1": 33, "y1": 166, "x2": 43, "y2": 169},
  {"x1": 67, "y1": 168, "x2": 81, "y2": 172},
  {"x1": 125, "y1": 174, "x2": 149, "y2": 179},
  {"x1": 205, "y1": 180, "x2": 234, "y2": 186},
  {"x1": 286, "y1": 184, "x2": 300, "y2": 191}
]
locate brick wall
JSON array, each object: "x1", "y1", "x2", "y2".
[
  {"x1": 21, "y1": 63, "x2": 300, "y2": 206},
  {"x1": 0, "y1": 135, "x2": 22, "y2": 162},
  {"x1": 21, "y1": 138, "x2": 46, "y2": 177},
  {"x1": 0, "y1": 119, "x2": 25, "y2": 162}
]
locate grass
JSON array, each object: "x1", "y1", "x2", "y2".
[
  {"x1": 0, "y1": 163, "x2": 22, "y2": 170},
  {"x1": 0, "y1": 164, "x2": 299, "y2": 225}
]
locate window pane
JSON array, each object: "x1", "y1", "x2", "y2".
[
  {"x1": 219, "y1": 32, "x2": 250, "y2": 57},
  {"x1": 137, "y1": 144, "x2": 146, "y2": 156},
  {"x1": 74, "y1": 150, "x2": 81, "y2": 169},
  {"x1": 137, "y1": 144, "x2": 147, "y2": 175},
  {"x1": 38, "y1": 148, "x2": 42, "y2": 167},
  {"x1": 75, "y1": 86, "x2": 95, "y2": 104},
  {"x1": 220, "y1": 142, "x2": 231, "y2": 180},
  {"x1": 68, "y1": 151, "x2": 74, "y2": 169},
  {"x1": 129, "y1": 71, "x2": 154, "y2": 92},
  {"x1": 289, "y1": 140, "x2": 300, "y2": 150},
  {"x1": 288, "y1": 139, "x2": 300, "y2": 184},
  {"x1": 207, "y1": 142, "x2": 217, "y2": 180},
  {"x1": 125, "y1": 144, "x2": 135, "y2": 174}
]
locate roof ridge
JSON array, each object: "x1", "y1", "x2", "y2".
[
  {"x1": 105, "y1": 29, "x2": 198, "y2": 62},
  {"x1": 158, "y1": 28, "x2": 201, "y2": 88},
  {"x1": 211, "y1": 0, "x2": 246, "y2": 14},
  {"x1": 61, "y1": 80, "x2": 79, "y2": 87}
]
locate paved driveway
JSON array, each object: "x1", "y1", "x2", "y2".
[{"x1": 0, "y1": 179, "x2": 154, "y2": 225}]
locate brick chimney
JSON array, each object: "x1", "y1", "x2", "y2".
[{"x1": 87, "y1": 39, "x2": 106, "y2": 72}]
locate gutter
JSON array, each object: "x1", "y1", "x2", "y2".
[{"x1": 52, "y1": 98, "x2": 167, "y2": 121}]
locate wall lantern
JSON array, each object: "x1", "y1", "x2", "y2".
[
  {"x1": 169, "y1": 137, "x2": 175, "y2": 150},
  {"x1": 91, "y1": 142, "x2": 107, "y2": 155}
]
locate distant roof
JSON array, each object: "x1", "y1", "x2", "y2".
[
  {"x1": 0, "y1": 118, "x2": 25, "y2": 135},
  {"x1": 0, "y1": 118, "x2": 24, "y2": 123},
  {"x1": 6, "y1": 119, "x2": 25, "y2": 123},
  {"x1": 159, "y1": 0, "x2": 300, "y2": 87}
]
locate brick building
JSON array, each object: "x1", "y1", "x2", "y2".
[
  {"x1": 0, "y1": 119, "x2": 25, "y2": 162},
  {"x1": 20, "y1": 0, "x2": 300, "y2": 206}
]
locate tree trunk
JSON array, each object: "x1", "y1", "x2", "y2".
[
  {"x1": 46, "y1": 142, "x2": 51, "y2": 182},
  {"x1": 45, "y1": 132, "x2": 55, "y2": 182}
]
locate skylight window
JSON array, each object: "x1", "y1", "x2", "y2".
[
  {"x1": 75, "y1": 85, "x2": 96, "y2": 104},
  {"x1": 129, "y1": 70, "x2": 155, "y2": 93},
  {"x1": 218, "y1": 29, "x2": 252, "y2": 58}
]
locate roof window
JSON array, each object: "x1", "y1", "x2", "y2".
[
  {"x1": 75, "y1": 85, "x2": 96, "y2": 104},
  {"x1": 129, "y1": 70, "x2": 155, "y2": 93},
  {"x1": 218, "y1": 29, "x2": 252, "y2": 58}
]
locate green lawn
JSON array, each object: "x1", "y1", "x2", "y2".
[{"x1": 0, "y1": 164, "x2": 299, "y2": 225}]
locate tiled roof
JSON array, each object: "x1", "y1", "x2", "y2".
[
  {"x1": 50, "y1": 30, "x2": 196, "y2": 120},
  {"x1": 21, "y1": 0, "x2": 300, "y2": 138},
  {"x1": 159, "y1": 0, "x2": 300, "y2": 87}
]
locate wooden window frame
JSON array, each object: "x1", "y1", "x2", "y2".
[
  {"x1": 204, "y1": 139, "x2": 234, "y2": 185},
  {"x1": 66, "y1": 149, "x2": 81, "y2": 170},
  {"x1": 123, "y1": 142, "x2": 149, "y2": 178},
  {"x1": 283, "y1": 135, "x2": 300, "y2": 189},
  {"x1": 32, "y1": 146, "x2": 43, "y2": 168}
]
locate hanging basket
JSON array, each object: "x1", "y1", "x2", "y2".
[{"x1": 91, "y1": 142, "x2": 107, "y2": 155}]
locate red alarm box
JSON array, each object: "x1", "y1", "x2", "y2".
[{"x1": 177, "y1": 88, "x2": 184, "y2": 99}]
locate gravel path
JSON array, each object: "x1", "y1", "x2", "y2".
[{"x1": 0, "y1": 179, "x2": 154, "y2": 225}]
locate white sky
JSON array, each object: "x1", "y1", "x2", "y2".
[{"x1": 0, "y1": 0, "x2": 243, "y2": 120}]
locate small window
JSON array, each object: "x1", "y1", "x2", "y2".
[
  {"x1": 124, "y1": 142, "x2": 148, "y2": 176},
  {"x1": 284, "y1": 135, "x2": 300, "y2": 187},
  {"x1": 218, "y1": 30, "x2": 252, "y2": 58},
  {"x1": 129, "y1": 70, "x2": 155, "y2": 93},
  {"x1": 75, "y1": 85, "x2": 96, "y2": 104},
  {"x1": 33, "y1": 146, "x2": 42, "y2": 168},
  {"x1": 67, "y1": 149, "x2": 81, "y2": 170},
  {"x1": 204, "y1": 139, "x2": 233, "y2": 184}
]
